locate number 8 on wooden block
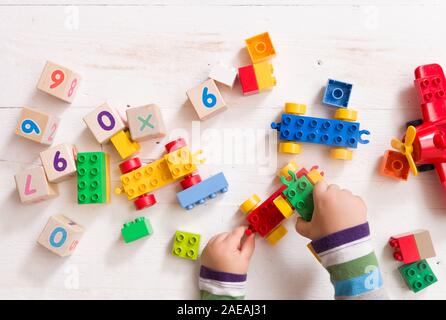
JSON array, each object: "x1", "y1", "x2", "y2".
[
  {"x1": 37, "y1": 61, "x2": 81, "y2": 103},
  {"x1": 37, "y1": 215, "x2": 84, "y2": 257},
  {"x1": 40, "y1": 143, "x2": 77, "y2": 183},
  {"x1": 186, "y1": 79, "x2": 227, "y2": 120}
]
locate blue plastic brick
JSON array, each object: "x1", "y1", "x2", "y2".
[
  {"x1": 323, "y1": 79, "x2": 353, "y2": 108},
  {"x1": 176, "y1": 172, "x2": 229, "y2": 210},
  {"x1": 271, "y1": 113, "x2": 370, "y2": 149}
]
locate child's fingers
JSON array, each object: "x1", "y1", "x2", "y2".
[
  {"x1": 295, "y1": 217, "x2": 312, "y2": 239},
  {"x1": 240, "y1": 233, "x2": 255, "y2": 260},
  {"x1": 313, "y1": 180, "x2": 328, "y2": 199},
  {"x1": 226, "y1": 226, "x2": 248, "y2": 245}
]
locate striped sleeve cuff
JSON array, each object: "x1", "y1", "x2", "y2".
[
  {"x1": 310, "y1": 222, "x2": 386, "y2": 300},
  {"x1": 199, "y1": 266, "x2": 247, "y2": 300}
]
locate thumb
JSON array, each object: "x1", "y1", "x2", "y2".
[
  {"x1": 240, "y1": 233, "x2": 255, "y2": 260},
  {"x1": 295, "y1": 217, "x2": 312, "y2": 239}
]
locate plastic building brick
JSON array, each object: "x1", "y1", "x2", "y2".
[
  {"x1": 265, "y1": 224, "x2": 287, "y2": 246},
  {"x1": 110, "y1": 130, "x2": 140, "y2": 160},
  {"x1": 272, "y1": 195, "x2": 293, "y2": 219},
  {"x1": 121, "y1": 217, "x2": 153, "y2": 243},
  {"x1": 379, "y1": 150, "x2": 410, "y2": 181},
  {"x1": 209, "y1": 62, "x2": 237, "y2": 88},
  {"x1": 176, "y1": 172, "x2": 228, "y2": 210},
  {"x1": 245, "y1": 32, "x2": 276, "y2": 64},
  {"x1": 253, "y1": 61, "x2": 276, "y2": 91},
  {"x1": 186, "y1": 79, "x2": 227, "y2": 120},
  {"x1": 307, "y1": 168, "x2": 324, "y2": 185},
  {"x1": 323, "y1": 79, "x2": 353, "y2": 108},
  {"x1": 36, "y1": 61, "x2": 81, "y2": 103},
  {"x1": 126, "y1": 104, "x2": 167, "y2": 142},
  {"x1": 399, "y1": 260, "x2": 437, "y2": 293},
  {"x1": 281, "y1": 171, "x2": 314, "y2": 221},
  {"x1": 37, "y1": 215, "x2": 84, "y2": 257},
  {"x1": 272, "y1": 113, "x2": 370, "y2": 149},
  {"x1": 77, "y1": 152, "x2": 110, "y2": 204},
  {"x1": 15, "y1": 106, "x2": 60, "y2": 145},
  {"x1": 389, "y1": 230, "x2": 436, "y2": 264},
  {"x1": 14, "y1": 166, "x2": 59, "y2": 204},
  {"x1": 164, "y1": 147, "x2": 200, "y2": 180},
  {"x1": 238, "y1": 64, "x2": 259, "y2": 95},
  {"x1": 172, "y1": 231, "x2": 201, "y2": 261}
]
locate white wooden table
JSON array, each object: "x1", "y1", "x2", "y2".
[{"x1": 0, "y1": 0, "x2": 445, "y2": 300}]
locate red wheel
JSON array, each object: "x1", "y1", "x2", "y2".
[
  {"x1": 134, "y1": 194, "x2": 157, "y2": 210},
  {"x1": 119, "y1": 157, "x2": 142, "y2": 174},
  {"x1": 165, "y1": 138, "x2": 187, "y2": 153},
  {"x1": 180, "y1": 174, "x2": 202, "y2": 190}
]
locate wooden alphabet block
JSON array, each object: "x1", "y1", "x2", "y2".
[
  {"x1": 37, "y1": 61, "x2": 81, "y2": 103},
  {"x1": 37, "y1": 215, "x2": 84, "y2": 257},
  {"x1": 15, "y1": 107, "x2": 60, "y2": 145},
  {"x1": 14, "y1": 166, "x2": 58, "y2": 204},
  {"x1": 186, "y1": 79, "x2": 226, "y2": 120},
  {"x1": 83, "y1": 103, "x2": 125, "y2": 144},
  {"x1": 209, "y1": 62, "x2": 237, "y2": 88},
  {"x1": 40, "y1": 143, "x2": 77, "y2": 183},
  {"x1": 126, "y1": 104, "x2": 167, "y2": 141}
]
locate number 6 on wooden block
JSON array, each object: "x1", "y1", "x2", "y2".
[
  {"x1": 37, "y1": 215, "x2": 84, "y2": 257},
  {"x1": 83, "y1": 103, "x2": 126, "y2": 144},
  {"x1": 36, "y1": 61, "x2": 81, "y2": 103},
  {"x1": 40, "y1": 143, "x2": 77, "y2": 182},
  {"x1": 14, "y1": 166, "x2": 59, "y2": 204},
  {"x1": 186, "y1": 79, "x2": 227, "y2": 120}
]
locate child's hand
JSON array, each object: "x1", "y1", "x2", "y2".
[
  {"x1": 296, "y1": 180, "x2": 367, "y2": 240},
  {"x1": 201, "y1": 226, "x2": 255, "y2": 274}
]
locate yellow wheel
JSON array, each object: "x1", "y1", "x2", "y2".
[
  {"x1": 240, "y1": 194, "x2": 261, "y2": 214},
  {"x1": 285, "y1": 102, "x2": 306, "y2": 115},
  {"x1": 277, "y1": 160, "x2": 300, "y2": 179},
  {"x1": 334, "y1": 108, "x2": 358, "y2": 122},
  {"x1": 331, "y1": 148, "x2": 353, "y2": 160},
  {"x1": 266, "y1": 225, "x2": 288, "y2": 245},
  {"x1": 279, "y1": 142, "x2": 301, "y2": 154}
]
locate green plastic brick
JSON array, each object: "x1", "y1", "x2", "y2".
[
  {"x1": 77, "y1": 152, "x2": 109, "y2": 204},
  {"x1": 281, "y1": 171, "x2": 314, "y2": 221},
  {"x1": 399, "y1": 259, "x2": 437, "y2": 293},
  {"x1": 172, "y1": 231, "x2": 201, "y2": 260},
  {"x1": 121, "y1": 217, "x2": 153, "y2": 243}
]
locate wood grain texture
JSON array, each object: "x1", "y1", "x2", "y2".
[{"x1": 0, "y1": 1, "x2": 445, "y2": 300}]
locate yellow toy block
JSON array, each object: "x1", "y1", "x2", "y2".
[
  {"x1": 110, "y1": 130, "x2": 140, "y2": 160},
  {"x1": 253, "y1": 61, "x2": 276, "y2": 91},
  {"x1": 164, "y1": 147, "x2": 202, "y2": 180},
  {"x1": 307, "y1": 168, "x2": 324, "y2": 185},
  {"x1": 105, "y1": 153, "x2": 111, "y2": 202},
  {"x1": 273, "y1": 196, "x2": 293, "y2": 219},
  {"x1": 277, "y1": 160, "x2": 300, "y2": 179},
  {"x1": 245, "y1": 32, "x2": 276, "y2": 64},
  {"x1": 116, "y1": 158, "x2": 176, "y2": 200},
  {"x1": 266, "y1": 225, "x2": 287, "y2": 245},
  {"x1": 307, "y1": 243, "x2": 321, "y2": 263}
]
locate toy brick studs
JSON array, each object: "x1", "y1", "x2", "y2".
[
  {"x1": 126, "y1": 104, "x2": 167, "y2": 141},
  {"x1": 323, "y1": 79, "x2": 353, "y2": 108},
  {"x1": 83, "y1": 103, "x2": 125, "y2": 144},
  {"x1": 77, "y1": 152, "x2": 110, "y2": 204},
  {"x1": 37, "y1": 215, "x2": 84, "y2": 257},
  {"x1": 14, "y1": 166, "x2": 59, "y2": 204},
  {"x1": 186, "y1": 79, "x2": 227, "y2": 120},
  {"x1": 245, "y1": 32, "x2": 276, "y2": 64},
  {"x1": 40, "y1": 143, "x2": 77, "y2": 183},
  {"x1": 398, "y1": 260, "x2": 438, "y2": 293},
  {"x1": 379, "y1": 150, "x2": 410, "y2": 181},
  {"x1": 15, "y1": 107, "x2": 60, "y2": 145},
  {"x1": 172, "y1": 231, "x2": 201, "y2": 260},
  {"x1": 121, "y1": 217, "x2": 153, "y2": 244},
  {"x1": 37, "y1": 61, "x2": 81, "y2": 103}
]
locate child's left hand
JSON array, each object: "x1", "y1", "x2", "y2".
[{"x1": 201, "y1": 226, "x2": 255, "y2": 275}]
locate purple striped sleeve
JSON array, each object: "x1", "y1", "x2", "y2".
[
  {"x1": 311, "y1": 222, "x2": 370, "y2": 254},
  {"x1": 200, "y1": 266, "x2": 247, "y2": 282}
]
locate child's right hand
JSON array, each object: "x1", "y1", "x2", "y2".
[{"x1": 295, "y1": 180, "x2": 367, "y2": 240}]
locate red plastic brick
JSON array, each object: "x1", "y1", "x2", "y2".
[
  {"x1": 389, "y1": 234, "x2": 420, "y2": 264},
  {"x1": 238, "y1": 65, "x2": 259, "y2": 95}
]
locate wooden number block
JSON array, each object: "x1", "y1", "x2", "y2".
[
  {"x1": 186, "y1": 79, "x2": 227, "y2": 120},
  {"x1": 14, "y1": 166, "x2": 59, "y2": 204},
  {"x1": 127, "y1": 104, "x2": 167, "y2": 141},
  {"x1": 37, "y1": 215, "x2": 84, "y2": 257},
  {"x1": 40, "y1": 143, "x2": 77, "y2": 182},
  {"x1": 209, "y1": 62, "x2": 237, "y2": 88},
  {"x1": 15, "y1": 107, "x2": 60, "y2": 145},
  {"x1": 83, "y1": 103, "x2": 125, "y2": 144},
  {"x1": 37, "y1": 61, "x2": 81, "y2": 103}
]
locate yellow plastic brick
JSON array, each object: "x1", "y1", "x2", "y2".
[
  {"x1": 245, "y1": 32, "x2": 276, "y2": 64},
  {"x1": 273, "y1": 196, "x2": 293, "y2": 219},
  {"x1": 266, "y1": 225, "x2": 287, "y2": 245},
  {"x1": 253, "y1": 61, "x2": 276, "y2": 91},
  {"x1": 277, "y1": 160, "x2": 300, "y2": 179},
  {"x1": 164, "y1": 146, "x2": 198, "y2": 179},
  {"x1": 110, "y1": 130, "x2": 140, "y2": 160},
  {"x1": 307, "y1": 169, "x2": 324, "y2": 185}
]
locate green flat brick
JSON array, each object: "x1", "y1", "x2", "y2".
[
  {"x1": 121, "y1": 217, "x2": 153, "y2": 243},
  {"x1": 172, "y1": 230, "x2": 201, "y2": 260},
  {"x1": 399, "y1": 259, "x2": 437, "y2": 293},
  {"x1": 281, "y1": 171, "x2": 314, "y2": 221},
  {"x1": 77, "y1": 152, "x2": 109, "y2": 204}
]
